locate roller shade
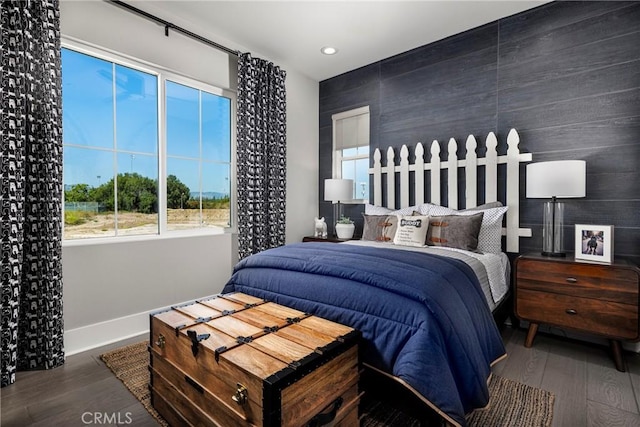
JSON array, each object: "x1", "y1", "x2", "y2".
[{"x1": 335, "y1": 112, "x2": 369, "y2": 150}]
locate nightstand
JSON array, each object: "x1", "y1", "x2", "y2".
[
  {"x1": 302, "y1": 236, "x2": 353, "y2": 243},
  {"x1": 514, "y1": 253, "x2": 640, "y2": 372}
]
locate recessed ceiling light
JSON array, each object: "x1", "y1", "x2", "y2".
[{"x1": 321, "y1": 46, "x2": 338, "y2": 55}]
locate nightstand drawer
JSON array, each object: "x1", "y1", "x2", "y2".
[
  {"x1": 516, "y1": 258, "x2": 639, "y2": 304},
  {"x1": 517, "y1": 288, "x2": 639, "y2": 340}
]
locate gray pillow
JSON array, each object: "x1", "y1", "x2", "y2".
[
  {"x1": 361, "y1": 214, "x2": 398, "y2": 243},
  {"x1": 426, "y1": 212, "x2": 484, "y2": 251},
  {"x1": 464, "y1": 201, "x2": 503, "y2": 211}
]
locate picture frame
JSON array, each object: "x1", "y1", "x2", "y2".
[{"x1": 575, "y1": 224, "x2": 614, "y2": 263}]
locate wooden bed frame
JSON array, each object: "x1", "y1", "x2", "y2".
[{"x1": 363, "y1": 129, "x2": 532, "y2": 425}]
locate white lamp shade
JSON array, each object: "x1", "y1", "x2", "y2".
[
  {"x1": 324, "y1": 179, "x2": 353, "y2": 202},
  {"x1": 526, "y1": 160, "x2": 586, "y2": 199}
]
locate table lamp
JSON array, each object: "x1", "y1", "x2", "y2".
[
  {"x1": 526, "y1": 160, "x2": 586, "y2": 257},
  {"x1": 324, "y1": 178, "x2": 353, "y2": 237}
]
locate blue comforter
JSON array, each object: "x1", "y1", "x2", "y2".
[{"x1": 222, "y1": 243, "x2": 505, "y2": 426}]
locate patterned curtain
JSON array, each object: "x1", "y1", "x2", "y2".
[
  {"x1": 236, "y1": 53, "x2": 287, "y2": 259},
  {"x1": 1, "y1": 0, "x2": 64, "y2": 387}
]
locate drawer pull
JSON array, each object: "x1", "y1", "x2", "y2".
[
  {"x1": 566, "y1": 309, "x2": 577, "y2": 315},
  {"x1": 566, "y1": 277, "x2": 578, "y2": 283}
]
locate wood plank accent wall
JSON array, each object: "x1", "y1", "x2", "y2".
[{"x1": 319, "y1": 1, "x2": 640, "y2": 264}]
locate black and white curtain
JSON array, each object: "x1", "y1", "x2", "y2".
[
  {"x1": 1, "y1": 0, "x2": 64, "y2": 387},
  {"x1": 236, "y1": 53, "x2": 287, "y2": 259}
]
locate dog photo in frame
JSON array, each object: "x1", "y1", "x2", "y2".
[{"x1": 575, "y1": 224, "x2": 614, "y2": 263}]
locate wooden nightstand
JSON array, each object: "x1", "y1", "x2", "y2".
[
  {"x1": 302, "y1": 236, "x2": 353, "y2": 243},
  {"x1": 514, "y1": 253, "x2": 640, "y2": 372}
]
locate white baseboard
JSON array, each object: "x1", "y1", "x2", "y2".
[
  {"x1": 64, "y1": 295, "x2": 218, "y2": 357},
  {"x1": 64, "y1": 311, "x2": 149, "y2": 357}
]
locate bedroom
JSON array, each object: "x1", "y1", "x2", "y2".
[{"x1": 2, "y1": 1, "x2": 639, "y2": 426}]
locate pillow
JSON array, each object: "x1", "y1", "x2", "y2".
[
  {"x1": 465, "y1": 201, "x2": 504, "y2": 211},
  {"x1": 470, "y1": 206, "x2": 508, "y2": 253},
  {"x1": 417, "y1": 201, "x2": 503, "y2": 215},
  {"x1": 361, "y1": 214, "x2": 398, "y2": 243},
  {"x1": 418, "y1": 204, "x2": 508, "y2": 253},
  {"x1": 393, "y1": 215, "x2": 429, "y2": 247},
  {"x1": 426, "y1": 213, "x2": 483, "y2": 251},
  {"x1": 391, "y1": 205, "x2": 422, "y2": 216},
  {"x1": 365, "y1": 204, "x2": 393, "y2": 215},
  {"x1": 416, "y1": 203, "x2": 443, "y2": 216}
]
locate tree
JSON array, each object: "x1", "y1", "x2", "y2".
[
  {"x1": 89, "y1": 173, "x2": 158, "y2": 213},
  {"x1": 167, "y1": 174, "x2": 191, "y2": 209},
  {"x1": 65, "y1": 183, "x2": 92, "y2": 202},
  {"x1": 92, "y1": 180, "x2": 114, "y2": 211},
  {"x1": 138, "y1": 192, "x2": 156, "y2": 214},
  {"x1": 66, "y1": 173, "x2": 190, "y2": 213},
  {"x1": 116, "y1": 173, "x2": 157, "y2": 213}
]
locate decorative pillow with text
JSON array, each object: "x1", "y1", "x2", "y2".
[{"x1": 393, "y1": 215, "x2": 430, "y2": 247}]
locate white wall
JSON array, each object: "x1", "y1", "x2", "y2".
[
  {"x1": 285, "y1": 71, "x2": 320, "y2": 242},
  {"x1": 62, "y1": 234, "x2": 236, "y2": 354},
  {"x1": 61, "y1": 0, "x2": 232, "y2": 89},
  {"x1": 59, "y1": 0, "x2": 318, "y2": 355}
]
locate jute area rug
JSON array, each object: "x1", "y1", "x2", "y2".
[{"x1": 102, "y1": 341, "x2": 554, "y2": 427}]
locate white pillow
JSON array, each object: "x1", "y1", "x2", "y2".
[
  {"x1": 393, "y1": 215, "x2": 429, "y2": 247},
  {"x1": 418, "y1": 204, "x2": 508, "y2": 254},
  {"x1": 417, "y1": 203, "x2": 443, "y2": 216},
  {"x1": 365, "y1": 204, "x2": 393, "y2": 215},
  {"x1": 391, "y1": 205, "x2": 422, "y2": 216}
]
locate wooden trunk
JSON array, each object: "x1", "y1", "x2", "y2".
[{"x1": 149, "y1": 292, "x2": 360, "y2": 427}]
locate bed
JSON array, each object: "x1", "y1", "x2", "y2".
[{"x1": 224, "y1": 130, "x2": 532, "y2": 426}]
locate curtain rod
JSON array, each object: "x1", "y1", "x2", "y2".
[{"x1": 107, "y1": 0, "x2": 240, "y2": 57}]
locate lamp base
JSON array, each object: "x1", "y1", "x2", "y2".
[
  {"x1": 541, "y1": 200, "x2": 565, "y2": 256},
  {"x1": 541, "y1": 251, "x2": 566, "y2": 258}
]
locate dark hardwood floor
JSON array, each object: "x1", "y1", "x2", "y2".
[
  {"x1": 2, "y1": 327, "x2": 640, "y2": 426},
  {"x1": 494, "y1": 327, "x2": 640, "y2": 427},
  {"x1": 0, "y1": 335, "x2": 158, "y2": 427}
]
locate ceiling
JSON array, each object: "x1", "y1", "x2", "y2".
[{"x1": 138, "y1": 1, "x2": 548, "y2": 82}]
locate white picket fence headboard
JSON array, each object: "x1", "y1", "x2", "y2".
[{"x1": 369, "y1": 129, "x2": 532, "y2": 252}]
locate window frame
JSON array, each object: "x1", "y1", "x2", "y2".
[
  {"x1": 61, "y1": 38, "x2": 236, "y2": 245},
  {"x1": 331, "y1": 105, "x2": 370, "y2": 204}
]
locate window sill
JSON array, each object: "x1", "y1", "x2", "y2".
[{"x1": 62, "y1": 227, "x2": 234, "y2": 247}]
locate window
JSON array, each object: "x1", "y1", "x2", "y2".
[
  {"x1": 165, "y1": 81, "x2": 231, "y2": 231},
  {"x1": 332, "y1": 106, "x2": 370, "y2": 201},
  {"x1": 61, "y1": 45, "x2": 233, "y2": 240}
]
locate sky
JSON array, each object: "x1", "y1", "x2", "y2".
[
  {"x1": 61, "y1": 48, "x2": 231, "y2": 197},
  {"x1": 341, "y1": 147, "x2": 369, "y2": 200}
]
